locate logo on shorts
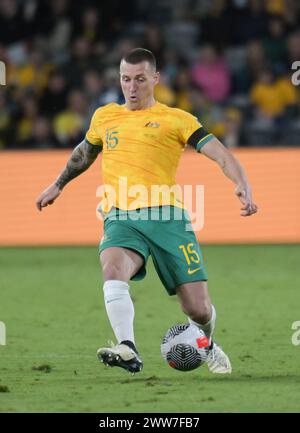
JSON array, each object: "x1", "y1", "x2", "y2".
[{"x1": 187, "y1": 267, "x2": 201, "y2": 275}]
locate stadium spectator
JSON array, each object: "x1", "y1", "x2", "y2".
[
  {"x1": 250, "y1": 68, "x2": 298, "y2": 124},
  {"x1": 26, "y1": 0, "x2": 73, "y2": 61},
  {"x1": 160, "y1": 50, "x2": 184, "y2": 85},
  {"x1": 276, "y1": 72, "x2": 299, "y2": 117},
  {"x1": 233, "y1": 40, "x2": 270, "y2": 94},
  {"x1": 10, "y1": 48, "x2": 54, "y2": 96},
  {"x1": 71, "y1": 7, "x2": 104, "y2": 45},
  {"x1": 173, "y1": 69, "x2": 193, "y2": 112},
  {"x1": 83, "y1": 70, "x2": 105, "y2": 116},
  {"x1": 191, "y1": 44, "x2": 231, "y2": 103},
  {"x1": 97, "y1": 0, "x2": 138, "y2": 42},
  {"x1": 140, "y1": 23, "x2": 166, "y2": 69},
  {"x1": 281, "y1": 0, "x2": 300, "y2": 31},
  {"x1": 97, "y1": 67, "x2": 124, "y2": 105},
  {"x1": 53, "y1": 89, "x2": 88, "y2": 147},
  {"x1": 198, "y1": 0, "x2": 233, "y2": 50},
  {"x1": 39, "y1": 71, "x2": 69, "y2": 118},
  {"x1": 0, "y1": 90, "x2": 12, "y2": 149},
  {"x1": 1, "y1": 0, "x2": 300, "y2": 149},
  {"x1": 24, "y1": 117, "x2": 58, "y2": 149},
  {"x1": 213, "y1": 108, "x2": 245, "y2": 148},
  {"x1": 45, "y1": 0, "x2": 72, "y2": 59},
  {"x1": 285, "y1": 31, "x2": 300, "y2": 71},
  {"x1": 0, "y1": 0, "x2": 28, "y2": 46},
  {"x1": 61, "y1": 38, "x2": 98, "y2": 88},
  {"x1": 265, "y1": 0, "x2": 285, "y2": 15},
  {"x1": 262, "y1": 14, "x2": 287, "y2": 73},
  {"x1": 103, "y1": 38, "x2": 137, "y2": 68},
  {"x1": 187, "y1": 85, "x2": 223, "y2": 135},
  {"x1": 154, "y1": 75, "x2": 176, "y2": 107},
  {"x1": 15, "y1": 94, "x2": 40, "y2": 147},
  {"x1": 231, "y1": 0, "x2": 269, "y2": 45}
]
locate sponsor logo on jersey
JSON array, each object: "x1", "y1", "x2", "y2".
[{"x1": 144, "y1": 122, "x2": 160, "y2": 128}]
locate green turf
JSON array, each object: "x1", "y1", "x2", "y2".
[{"x1": 0, "y1": 245, "x2": 299, "y2": 413}]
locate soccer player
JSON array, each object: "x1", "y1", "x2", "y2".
[{"x1": 36, "y1": 48, "x2": 257, "y2": 375}]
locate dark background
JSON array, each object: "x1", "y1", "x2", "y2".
[{"x1": 0, "y1": 0, "x2": 300, "y2": 149}]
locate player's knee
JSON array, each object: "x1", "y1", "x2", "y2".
[
  {"x1": 183, "y1": 301, "x2": 212, "y2": 324},
  {"x1": 102, "y1": 262, "x2": 130, "y2": 282}
]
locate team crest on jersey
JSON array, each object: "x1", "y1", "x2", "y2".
[{"x1": 144, "y1": 122, "x2": 160, "y2": 128}]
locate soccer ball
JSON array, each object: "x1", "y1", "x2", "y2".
[{"x1": 161, "y1": 323, "x2": 210, "y2": 371}]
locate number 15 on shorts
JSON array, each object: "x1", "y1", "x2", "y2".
[{"x1": 179, "y1": 243, "x2": 201, "y2": 275}]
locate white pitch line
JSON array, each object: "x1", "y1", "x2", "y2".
[{"x1": 0, "y1": 354, "x2": 95, "y2": 359}]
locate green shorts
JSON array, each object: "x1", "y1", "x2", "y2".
[{"x1": 99, "y1": 206, "x2": 208, "y2": 296}]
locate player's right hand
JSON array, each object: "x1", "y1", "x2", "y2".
[
  {"x1": 235, "y1": 184, "x2": 258, "y2": 217},
  {"x1": 36, "y1": 183, "x2": 61, "y2": 211}
]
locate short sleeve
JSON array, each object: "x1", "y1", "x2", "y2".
[
  {"x1": 177, "y1": 110, "x2": 215, "y2": 152},
  {"x1": 178, "y1": 111, "x2": 202, "y2": 144},
  {"x1": 85, "y1": 108, "x2": 103, "y2": 147}
]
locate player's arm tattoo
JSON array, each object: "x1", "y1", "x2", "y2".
[{"x1": 55, "y1": 140, "x2": 102, "y2": 190}]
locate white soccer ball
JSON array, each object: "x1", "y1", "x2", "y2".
[{"x1": 161, "y1": 323, "x2": 210, "y2": 371}]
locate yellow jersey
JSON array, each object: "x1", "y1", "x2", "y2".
[
  {"x1": 85, "y1": 101, "x2": 209, "y2": 212},
  {"x1": 250, "y1": 78, "x2": 298, "y2": 117}
]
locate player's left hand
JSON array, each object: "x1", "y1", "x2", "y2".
[
  {"x1": 235, "y1": 185, "x2": 258, "y2": 217},
  {"x1": 36, "y1": 183, "x2": 61, "y2": 211}
]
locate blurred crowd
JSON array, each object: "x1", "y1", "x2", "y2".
[{"x1": 1, "y1": 0, "x2": 300, "y2": 149}]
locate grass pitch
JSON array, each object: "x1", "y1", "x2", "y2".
[{"x1": 0, "y1": 245, "x2": 299, "y2": 413}]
